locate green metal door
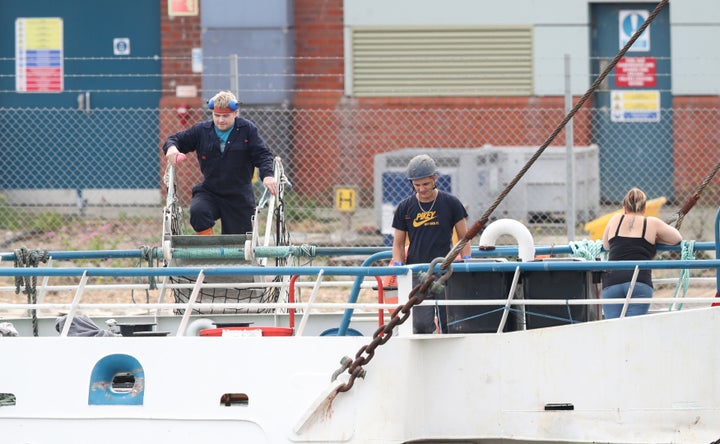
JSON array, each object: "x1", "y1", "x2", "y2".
[
  {"x1": 0, "y1": 0, "x2": 161, "y2": 191},
  {"x1": 590, "y1": 3, "x2": 673, "y2": 203}
]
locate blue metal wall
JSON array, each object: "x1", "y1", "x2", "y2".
[
  {"x1": 591, "y1": 3, "x2": 673, "y2": 202},
  {"x1": 0, "y1": 0, "x2": 161, "y2": 190}
]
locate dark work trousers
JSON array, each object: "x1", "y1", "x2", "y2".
[{"x1": 190, "y1": 189, "x2": 254, "y2": 235}]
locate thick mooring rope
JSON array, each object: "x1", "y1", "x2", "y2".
[
  {"x1": 669, "y1": 160, "x2": 720, "y2": 229},
  {"x1": 442, "y1": 0, "x2": 670, "y2": 271},
  {"x1": 333, "y1": 0, "x2": 671, "y2": 399}
]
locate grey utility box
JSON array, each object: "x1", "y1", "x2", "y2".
[
  {"x1": 374, "y1": 146, "x2": 599, "y2": 245},
  {"x1": 373, "y1": 148, "x2": 501, "y2": 246},
  {"x1": 484, "y1": 145, "x2": 600, "y2": 222}
]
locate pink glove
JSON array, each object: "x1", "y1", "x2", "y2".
[{"x1": 175, "y1": 153, "x2": 186, "y2": 163}]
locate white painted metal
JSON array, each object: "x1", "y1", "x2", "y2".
[
  {"x1": 479, "y1": 218, "x2": 536, "y2": 261},
  {"x1": 1, "y1": 224, "x2": 719, "y2": 442},
  {"x1": 1, "y1": 308, "x2": 719, "y2": 443}
]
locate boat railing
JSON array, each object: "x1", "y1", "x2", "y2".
[{"x1": 0, "y1": 242, "x2": 718, "y2": 336}]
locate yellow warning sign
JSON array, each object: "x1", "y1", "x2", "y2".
[
  {"x1": 335, "y1": 187, "x2": 356, "y2": 212},
  {"x1": 611, "y1": 89, "x2": 660, "y2": 122}
]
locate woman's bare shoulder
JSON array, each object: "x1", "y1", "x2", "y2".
[
  {"x1": 646, "y1": 216, "x2": 682, "y2": 244},
  {"x1": 605, "y1": 213, "x2": 624, "y2": 228},
  {"x1": 602, "y1": 213, "x2": 624, "y2": 241},
  {"x1": 645, "y1": 216, "x2": 670, "y2": 227}
]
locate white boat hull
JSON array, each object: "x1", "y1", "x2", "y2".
[{"x1": 2, "y1": 307, "x2": 718, "y2": 443}]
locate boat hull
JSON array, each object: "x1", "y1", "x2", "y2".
[{"x1": 2, "y1": 307, "x2": 719, "y2": 443}]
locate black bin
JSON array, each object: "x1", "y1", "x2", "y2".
[
  {"x1": 523, "y1": 261, "x2": 599, "y2": 329},
  {"x1": 445, "y1": 266, "x2": 515, "y2": 333}
]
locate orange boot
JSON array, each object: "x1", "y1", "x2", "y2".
[
  {"x1": 196, "y1": 228, "x2": 214, "y2": 235},
  {"x1": 384, "y1": 294, "x2": 399, "y2": 318},
  {"x1": 382, "y1": 262, "x2": 401, "y2": 317},
  {"x1": 382, "y1": 278, "x2": 399, "y2": 318}
]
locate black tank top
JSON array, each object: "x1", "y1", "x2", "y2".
[{"x1": 602, "y1": 215, "x2": 657, "y2": 288}]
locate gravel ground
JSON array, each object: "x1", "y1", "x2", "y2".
[{"x1": 0, "y1": 206, "x2": 716, "y2": 312}]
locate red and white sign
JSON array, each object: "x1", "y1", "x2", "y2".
[
  {"x1": 168, "y1": 0, "x2": 199, "y2": 16},
  {"x1": 615, "y1": 57, "x2": 656, "y2": 88}
]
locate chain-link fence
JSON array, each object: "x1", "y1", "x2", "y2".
[{"x1": 0, "y1": 105, "x2": 718, "y2": 253}]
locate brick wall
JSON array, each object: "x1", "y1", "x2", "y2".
[
  {"x1": 159, "y1": 0, "x2": 202, "y2": 96},
  {"x1": 158, "y1": 0, "x2": 203, "y2": 204},
  {"x1": 293, "y1": 0, "x2": 345, "y2": 107},
  {"x1": 158, "y1": 0, "x2": 712, "y2": 206},
  {"x1": 290, "y1": 0, "x2": 593, "y2": 201},
  {"x1": 673, "y1": 96, "x2": 720, "y2": 201}
]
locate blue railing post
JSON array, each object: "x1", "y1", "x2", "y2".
[{"x1": 336, "y1": 251, "x2": 392, "y2": 336}]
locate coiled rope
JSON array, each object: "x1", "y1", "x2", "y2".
[
  {"x1": 13, "y1": 248, "x2": 50, "y2": 336},
  {"x1": 139, "y1": 246, "x2": 159, "y2": 290},
  {"x1": 296, "y1": 244, "x2": 317, "y2": 258},
  {"x1": 569, "y1": 239, "x2": 605, "y2": 261},
  {"x1": 669, "y1": 240, "x2": 696, "y2": 311}
]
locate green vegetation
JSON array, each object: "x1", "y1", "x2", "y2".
[
  {"x1": 0, "y1": 195, "x2": 67, "y2": 233},
  {"x1": 281, "y1": 193, "x2": 319, "y2": 223}
]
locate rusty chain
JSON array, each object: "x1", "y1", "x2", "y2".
[
  {"x1": 331, "y1": 0, "x2": 670, "y2": 396},
  {"x1": 334, "y1": 257, "x2": 453, "y2": 393}
]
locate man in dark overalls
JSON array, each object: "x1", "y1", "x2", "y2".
[{"x1": 163, "y1": 91, "x2": 278, "y2": 235}]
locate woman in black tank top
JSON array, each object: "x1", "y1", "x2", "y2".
[{"x1": 601, "y1": 188, "x2": 682, "y2": 319}]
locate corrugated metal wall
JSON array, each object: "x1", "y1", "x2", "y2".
[{"x1": 349, "y1": 26, "x2": 533, "y2": 96}]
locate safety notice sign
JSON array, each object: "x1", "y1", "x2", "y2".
[
  {"x1": 335, "y1": 187, "x2": 357, "y2": 212},
  {"x1": 619, "y1": 10, "x2": 650, "y2": 52},
  {"x1": 15, "y1": 17, "x2": 64, "y2": 93},
  {"x1": 611, "y1": 90, "x2": 660, "y2": 122},
  {"x1": 615, "y1": 57, "x2": 656, "y2": 88}
]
